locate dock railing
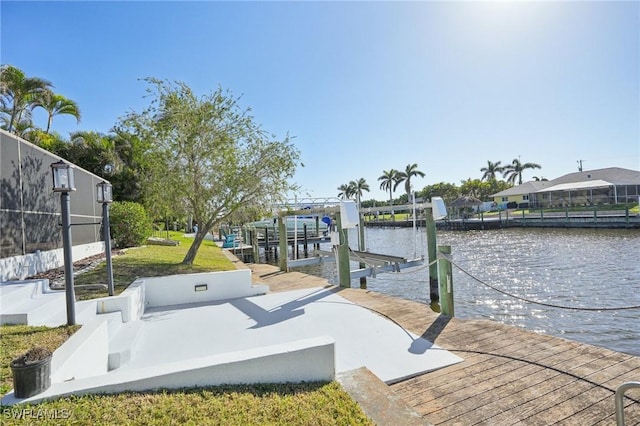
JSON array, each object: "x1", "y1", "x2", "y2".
[{"x1": 616, "y1": 381, "x2": 640, "y2": 426}]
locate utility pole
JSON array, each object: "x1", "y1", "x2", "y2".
[{"x1": 577, "y1": 160, "x2": 583, "y2": 172}]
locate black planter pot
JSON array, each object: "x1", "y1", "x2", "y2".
[{"x1": 11, "y1": 356, "x2": 52, "y2": 398}]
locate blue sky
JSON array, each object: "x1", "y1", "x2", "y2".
[{"x1": 2, "y1": 1, "x2": 638, "y2": 201}]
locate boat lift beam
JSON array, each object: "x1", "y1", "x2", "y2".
[
  {"x1": 286, "y1": 248, "x2": 424, "y2": 280},
  {"x1": 350, "y1": 258, "x2": 424, "y2": 280}
]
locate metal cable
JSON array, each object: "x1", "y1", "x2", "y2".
[{"x1": 448, "y1": 257, "x2": 640, "y2": 311}]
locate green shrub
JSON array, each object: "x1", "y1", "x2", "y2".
[{"x1": 109, "y1": 202, "x2": 152, "y2": 248}]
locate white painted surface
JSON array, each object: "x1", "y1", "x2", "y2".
[
  {"x1": 1, "y1": 272, "x2": 462, "y2": 406},
  {"x1": 2, "y1": 337, "x2": 335, "y2": 406},
  {"x1": 124, "y1": 287, "x2": 462, "y2": 383},
  {"x1": 96, "y1": 280, "x2": 145, "y2": 322},
  {"x1": 142, "y1": 270, "x2": 268, "y2": 307},
  {"x1": 50, "y1": 317, "x2": 109, "y2": 382},
  {"x1": 0, "y1": 242, "x2": 106, "y2": 281}
]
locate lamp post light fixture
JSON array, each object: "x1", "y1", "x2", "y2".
[
  {"x1": 96, "y1": 181, "x2": 115, "y2": 296},
  {"x1": 51, "y1": 160, "x2": 77, "y2": 326}
]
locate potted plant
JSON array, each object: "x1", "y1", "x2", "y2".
[{"x1": 10, "y1": 345, "x2": 52, "y2": 398}]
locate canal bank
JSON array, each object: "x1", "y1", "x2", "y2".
[
  {"x1": 365, "y1": 209, "x2": 640, "y2": 230},
  {"x1": 239, "y1": 258, "x2": 640, "y2": 425}
]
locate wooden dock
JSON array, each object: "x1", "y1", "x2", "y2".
[{"x1": 245, "y1": 262, "x2": 640, "y2": 425}]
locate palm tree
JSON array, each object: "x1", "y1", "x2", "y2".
[
  {"x1": 337, "y1": 183, "x2": 353, "y2": 199},
  {"x1": 480, "y1": 160, "x2": 504, "y2": 181},
  {"x1": 378, "y1": 169, "x2": 399, "y2": 205},
  {"x1": 11, "y1": 118, "x2": 36, "y2": 139},
  {"x1": 503, "y1": 158, "x2": 542, "y2": 185},
  {"x1": 0, "y1": 65, "x2": 52, "y2": 133},
  {"x1": 349, "y1": 178, "x2": 370, "y2": 206},
  {"x1": 31, "y1": 90, "x2": 81, "y2": 133},
  {"x1": 394, "y1": 163, "x2": 425, "y2": 197}
]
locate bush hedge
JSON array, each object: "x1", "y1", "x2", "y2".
[{"x1": 109, "y1": 201, "x2": 152, "y2": 248}]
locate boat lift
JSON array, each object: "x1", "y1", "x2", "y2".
[{"x1": 277, "y1": 197, "x2": 447, "y2": 289}]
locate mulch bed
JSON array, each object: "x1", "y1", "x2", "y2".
[{"x1": 27, "y1": 250, "x2": 124, "y2": 285}]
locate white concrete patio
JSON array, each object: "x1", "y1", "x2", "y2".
[
  {"x1": 1, "y1": 270, "x2": 462, "y2": 406},
  {"x1": 122, "y1": 286, "x2": 462, "y2": 382}
]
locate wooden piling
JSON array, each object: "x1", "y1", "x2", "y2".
[
  {"x1": 336, "y1": 213, "x2": 351, "y2": 288},
  {"x1": 358, "y1": 209, "x2": 367, "y2": 289},
  {"x1": 437, "y1": 245, "x2": 454, "y2": 316},
  {"x1": 251, "y1": 230, "x2": 259, "y2": 263},
  {"x1": 426, "y1": 209, "x2": 438, "y2": 304},
  {"x1": 278, "y1": 217, "x2": 287, "y2": 271},
  {"x1": 264, "y1": 227, "x2": 270, "y2": 259}
]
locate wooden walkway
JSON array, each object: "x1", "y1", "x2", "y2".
[{"x1": 247, "y1": 263, "x2": 640, "y2": 425}]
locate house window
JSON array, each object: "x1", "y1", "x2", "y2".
[
  {"x1": 522, "y1": 195, "x2": 529, "y2": 201},
  {"x1": 501, "y1": 197, "x2": 508, "y2": 202}
]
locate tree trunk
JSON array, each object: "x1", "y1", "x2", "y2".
[{"x1": 182, "y1": 229, "x2": 207, "y2": 265}]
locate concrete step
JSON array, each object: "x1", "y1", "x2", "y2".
[{"x1": 108, "y1": 320, "x2": 144, "y2": 371}]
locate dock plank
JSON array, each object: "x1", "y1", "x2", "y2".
[{"x1": 247, "y1": 263, "x2": 640, "y2": 425}]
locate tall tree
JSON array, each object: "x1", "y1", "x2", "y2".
[
  {"x1": 337, "y1": 183, "x2": 354, "y2": 199},
  {"x1": 57, "y1": 131, "x2": 120, "y2": 177},
  {"x1": 349, "y1": 177, "x2": 370, "y2": 206},
  {"x1": 394, "y1": 163, "x2": 425, "y2": 197},
  {"x1": 0, "y1": 65, "x2": 52, "y2": 133},
  {"x1": 459, "y1": 178, "x2": 496, "y2": 201},
  {"x1": 378, "y1": 169, "x2": 399, "y2": 205},
  {"x1": 480, "y1": 160, "x2": 504, "y2": 181},
  {"x1": 419, "y1": 182, "x2": 460, "y2": 206},
  {"x1": 31, "y1": 90, "x2": 81, "y2": 133},
  {"x1": 119, "y1": 78, "x2": 300, "y2": 264},
  {"x1": 503, "y1": 158, "x2": 542, "y2": 185}
]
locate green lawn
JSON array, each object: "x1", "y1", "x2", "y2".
[
  {"x1": 74, "y1": 232, "x2": 234, "y2": 300},
  {"x1": 1, "y1": 236, "x2": 372, "y2": 425}
]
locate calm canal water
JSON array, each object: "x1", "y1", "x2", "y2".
[{"x1": 294, "y1": 227, "x2": 640, "y2": 356}]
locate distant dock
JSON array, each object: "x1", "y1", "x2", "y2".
[{"x1": 365, "y1": 210, "x2": 640, "y2": 230}]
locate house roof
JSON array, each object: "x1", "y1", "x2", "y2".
[
  {"x1": 544, "y1": 167, "x2": 640, "y2": 186},
  {"x1": 538, "y1": 179, "x2": 612, "y2": 193},
  {"x1": 491, "y1": 181, "x2": 552, "y2": 197},
  {"x1": 491, "y1": 167, "x2": 640, "y2": 197}
]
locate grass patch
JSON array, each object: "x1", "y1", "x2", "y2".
[
  {"x1": 0, "y1": 325, "x2": 80, "y2": 395},
  {"x1": 1, "y1": 325, "x2": 371, "y2": 425},
  {"x1": 364, "y1": 213, "x2": 410, "y2": 221},
  {"x1": 74, "y1": 232, "x2": 235, "y2": 300},
  {"x1": 2, "y1": 382, "x2": 372, "y2": 425}
]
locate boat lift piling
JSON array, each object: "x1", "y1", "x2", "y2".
[{"x1": 275, "y1": 198, "x2": 448, "y2": 303}]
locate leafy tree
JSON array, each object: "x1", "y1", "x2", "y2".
[
  {"x1": 119, "y1": 78, "x2": 300, "y2": 264},
  {"x1": 56, "y1": 131, "x2": 120, "y2": 178},
  {"x1": 503, "y1": 158, "x2": 542, "y2": 185},
  {"x1": 378, "y1": 169, "x2": 399, "y2": 206},
  {"x1": 480, "y1": 160, "x2": 504, "y2": 181},
  {"x1": 458, "y1": 178, "x2": 512, "y2": 201},
  {"x1": 0, "y1": 65, "x2": 52, "y2": 133},
  {"x1": 394, "y1": 163, "x2": 425, "y2": 197},
  {"x1": 107, "y1": 130, "x2": 152, "y2": 204},
  {"x1": 23, "y1": 129, "x2": 67, "y2": 152},
  {"x1": 419, "y1": 182, "x2": 460, "y2": 206},
  {"x1": 31, "y1": 90, "x2": 81, "y2": 134},
  {"x1": 488, "y1": 179, "x2": 512, "y2": 196}
]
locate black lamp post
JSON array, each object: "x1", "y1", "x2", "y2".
[
  {"x1": 51, "y1": 160, "x2": 76, "y2": 325},
  {"x1": 96, "y1": 181, "x2": 114, "y2": 296}
]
